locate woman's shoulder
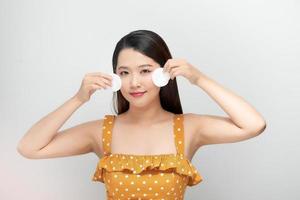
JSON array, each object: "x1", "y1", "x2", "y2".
[
  {"x1": 182, "y1": 112, "x2": 205, "y2": 137},
  {"x1": 182, "y1": 112, "x2": 202, "y2": 122},
  {"x1": 183, "y1": 112, "x2": 205, "y2": 123},
  {"x1": 88, "y1": 116, "x2": 109, "y2": 158},
  {"x1": 88, "y1": 114, "x2": 123, "y2": 157}
]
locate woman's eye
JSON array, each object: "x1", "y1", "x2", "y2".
[
  {"x1": 142, "y1": 69, "x2": 151, "y2": 73},
  {"x1": 119, "y1": 70, "x2": 151, "y2": 76},
  {"x1": 119, "y1": 71, "x2": 128, "y2": 76}
]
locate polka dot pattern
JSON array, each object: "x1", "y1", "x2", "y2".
[{"x1": 92, "y1": 114, "x2": 203, "y2": 199}]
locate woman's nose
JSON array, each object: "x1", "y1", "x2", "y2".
[{"x1": 130, "y1": 74, "x2": 141, "y2": 86}]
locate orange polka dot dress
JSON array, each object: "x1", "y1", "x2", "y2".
[{"x1": 92, "y1": 114, "x2": 203, "y2": 200}]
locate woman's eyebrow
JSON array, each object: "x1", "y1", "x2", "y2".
[{"x1": 117, "y1": 64, "x2": 153, "y2": 70}]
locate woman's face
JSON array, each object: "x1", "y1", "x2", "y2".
[{"x1": 116, "y1": 48, "x2": 161, "y2": 107}]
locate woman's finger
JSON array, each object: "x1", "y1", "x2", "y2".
[{"x1": 86, "y1": 72, "x2": 113, "y2": 81}]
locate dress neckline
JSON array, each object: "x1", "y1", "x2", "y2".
[
  {"x1": 101, "y1": 113, "x2": 190, "y2": 161},
  {"x1": 100, "y1": 153, "x2": 192, "y2": 163},
  {"x1": 105, "y1": 153, "x2": 177, "y2": 157}
]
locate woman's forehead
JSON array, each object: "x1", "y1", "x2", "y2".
[{"x1": 117, "y1": 49, "x2": 157, "y2": 66}]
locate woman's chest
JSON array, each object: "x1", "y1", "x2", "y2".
[
  {"x1": 109, "y1": 115, "x2": 198, "y2": 161},
  {"x1": 111, "y1": 122, "x2": 176, "y2": 153}
]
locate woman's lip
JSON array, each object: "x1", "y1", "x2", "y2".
[
  {"x1": 130, "y1": 91, "x2": 146, "y2": 95},
  {"x1": 130, "y1": 91, "x2": 147, "y2": 97}
]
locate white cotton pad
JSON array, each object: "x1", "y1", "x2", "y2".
[
  {"x1": 152, "y1": 67, "x2": 170, "y2": 87},
  {"x1": 108, "y1": 73, "x2": 121, "y2": 92}
]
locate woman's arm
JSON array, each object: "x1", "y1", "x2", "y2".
[
  {"x1": 191, "y1": 71, "x2": 267, "y2": 146},
  {"x1": 16, "y1": 96, "x2": 94, "y2": 159},
  {"x1": 162, "y1": 58, "x2": 266, "y2": 146},
  {"x1": 17, "y1": 72, "x2": 113, "y2": 159}
]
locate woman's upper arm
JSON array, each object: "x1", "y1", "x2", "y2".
[
  {"x1": 19, "y1": 119, "x2": 104, "y2": 159},
  {"x1": 189, "y1": 113, "x2": 266, "y2": 146}
]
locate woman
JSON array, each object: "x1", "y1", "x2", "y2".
[{"x1": 17, "y1": 30, "x2": 267, "y2": 200}]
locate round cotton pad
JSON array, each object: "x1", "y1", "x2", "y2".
[
  {"x1": 152, "y1": 67, "x2": 170, "y2": 87},
  {"x1": 108, "y1": 73, "x2": 121, "y2": 92}
]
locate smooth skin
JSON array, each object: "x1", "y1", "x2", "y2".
[{"x1": 17, "y1": 48, "x2": 266, "y2": 160}]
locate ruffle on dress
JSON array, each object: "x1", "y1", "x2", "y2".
[{"x1": 92, "y1": 153, "x2": 203, "y2": 186}]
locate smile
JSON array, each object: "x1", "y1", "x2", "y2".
[{"x1": 130, "y1": 91, "x2": 146, "y2": 97}]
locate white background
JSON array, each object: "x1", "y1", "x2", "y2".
[{"x1": 1, "y1": 0, "x2": 299, "y2": 199}]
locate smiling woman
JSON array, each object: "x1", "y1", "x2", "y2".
[
  {"x1": 111, "y1": 32, "x2": 182, "y2": 116},
  {"x1": 17, "y1": 29, "x2": 266, "y2": 200}
]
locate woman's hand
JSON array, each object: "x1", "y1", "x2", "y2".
[
  {"x1": 163, "y1": 58, "x2": 203, "y2": 85},
  {"x1": 74, "y1": 72, "x2": 113, "y2": 103}
]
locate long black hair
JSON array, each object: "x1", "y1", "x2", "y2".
[{"x1": 110, "y1": 30, "x2": 183, "y2": 115}]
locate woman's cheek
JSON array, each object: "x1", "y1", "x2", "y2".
[{"x1": 146, "y1": 74, "x2": 154, "y2": 84}]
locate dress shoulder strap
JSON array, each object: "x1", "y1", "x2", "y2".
[
  {"x1": 102, "y1": 115, "x2": 115, "y2": 156},
  {"x1": 173, "y1": 114, "x2": 185, "y2": 157}
]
